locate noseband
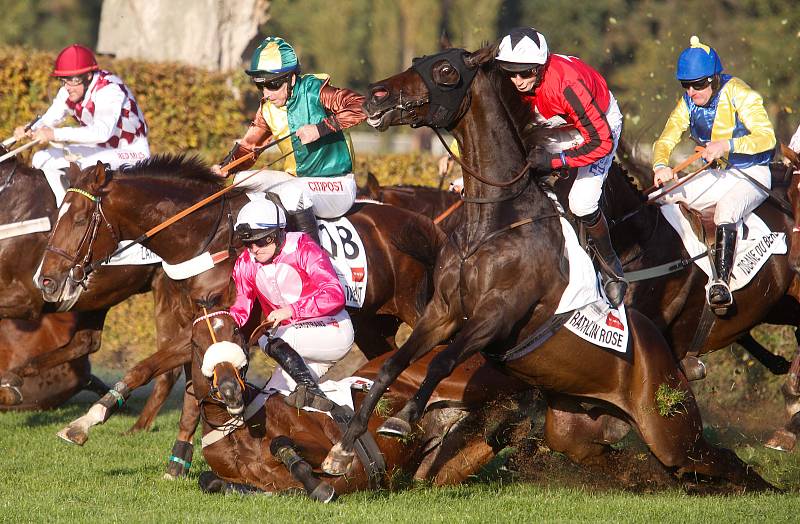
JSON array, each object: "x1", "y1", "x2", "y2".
[{"x1": 45, "y1": 188, "x2": 119, "y2": 288}]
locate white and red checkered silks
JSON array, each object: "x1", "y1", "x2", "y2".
[{"x1": 31, "y1": 70, "x2": 149, "y2": 205}]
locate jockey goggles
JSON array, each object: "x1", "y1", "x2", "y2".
[
  {"x1": 504, "y1": 65, "x2": 543, "y2": 79},
  {"x1": 252, "y1": 74, "x2": 291, "y2": 91},
  {"x1": 680, "y1": 77, "x2": 712, "y2": 91},
  {"x1": 235, "y1": 223, "x2": 282, "y2": 245},
  {"x1": 59, "y1": 74, "x2": 89, "y2": 86}
]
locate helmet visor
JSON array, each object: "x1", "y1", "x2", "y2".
[{"x1": 235, "y1": 223, "x2": 279, "y2": 243}]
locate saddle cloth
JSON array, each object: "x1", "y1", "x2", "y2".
[
  {"x1": 554, "y1": 215, "x2": 630, "y2": 354},
  {"x1": 660, "y1": 203, "x2": 787, "y2": 292},
  {"x1": 317, "y1": 216, "x2": 368, "y2": 308}
]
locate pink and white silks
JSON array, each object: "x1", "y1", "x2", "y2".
[{"x1": 230, "y1": 232, "x2": 353, "y2": 390}]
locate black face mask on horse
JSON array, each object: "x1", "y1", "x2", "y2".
[{"x1": 407, "y1": 49, "x2": 478, "y2": 129}]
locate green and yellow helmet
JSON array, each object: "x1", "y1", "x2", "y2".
[{"x1": 246, "y1": 36, "x2": 299, "y2": 80}]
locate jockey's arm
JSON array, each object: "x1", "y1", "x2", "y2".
[
  {"x1": 652, "y1": 99, "x2": 691, "y2": 172},
  {"x1": 52, "y1": 85, "x2": 125, "y2": 144},
  {"x1": 546, "y1": 81, "x2": 614, "y2": 169},
  {"x1": 726, "y1": 83, "x2": 776, "y2": 156},
  {"x1": 295, "y1": 82, "x2": 366, "y2": 145},
  {"x1": 221, "y1": 107, "x2": 273, "y2": 174},
  {"x1": 290, "y1": 236, "x2": 346, "y2": 319},
  {"x1": 16, "y1": 89, "x2": 70, "y2": 139}
]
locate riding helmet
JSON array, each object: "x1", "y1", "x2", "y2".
[
  {"x1": 235, "y1": 198, "x2": 287, "y2": 241},
  {"x1": 676, "y1": 36, "x2": 723, "y2": 81},
  {"x1": 246, "y1": 36, "x2": 299, "y2": 80},
  {"x1": 52, "y1": 44, "x2": 99, "y2": 77},
  {"x1": 495, "y1": 27, "x2": 549, "y2": 71}
]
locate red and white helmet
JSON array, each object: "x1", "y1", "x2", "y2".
[
  {"x1": 496, "y1": 28, "x2": 549, "y2": 70},
  {"x1": 52, "y1": 44, "x2": 99, "y2": 77}
]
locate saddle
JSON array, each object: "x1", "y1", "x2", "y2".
[{"x1": 677, "y1": 203, "x2": 720, "y2": 250}]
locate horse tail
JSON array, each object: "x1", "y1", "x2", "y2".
[{"x1": 393, "y1": 213, "x2": 447, "y2": 313}]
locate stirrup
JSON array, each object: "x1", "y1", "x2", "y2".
[
  {"x1": 284, "y1": 384, "x2": 335, "y2": 412},
  {"x1": 603, "y1": 276, "x2": 628, "y2": 308},
  {"x1": 707, "y1": 281, "x2": 733, "y2": 315}
]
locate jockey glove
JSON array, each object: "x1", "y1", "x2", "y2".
[{"x1": 527, "y1": 148, "x2": 556, "y2": 173}]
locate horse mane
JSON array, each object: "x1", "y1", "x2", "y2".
[{"x1": 117, "y1": 153, "x2": 223, "y2": 187}]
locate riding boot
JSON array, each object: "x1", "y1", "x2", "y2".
[
  {"x1": 707, "y1": 223, "x2": 737, "y2": 315},
  {"x1": 580, "y1": 209, "x2": 628, "y2": 308},
  {"x1": 265, "y1": 338, "x2": 334, "y2": 411},
  {"x1": 287, "y1": 206, "x2": 321, "y2": 245}
]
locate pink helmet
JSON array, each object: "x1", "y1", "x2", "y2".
[{"x1": 52, "y1": 44, "x2": 99, "y2": 77}]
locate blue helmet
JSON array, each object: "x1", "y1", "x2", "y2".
[{"x1": 676, "y1": 36, "x2": 723, "y2": 81}]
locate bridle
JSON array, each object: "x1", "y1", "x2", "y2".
[{"x1": 45, "y1": 187, "x2": 118, "y2": 288}]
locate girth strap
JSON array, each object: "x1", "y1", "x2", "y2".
[
  {"x1": 687, "y1": 302, "x2": 716, "y2": 358},
  {"x1": 624, "y1": 251, "x2": 708, "y2": 283}
]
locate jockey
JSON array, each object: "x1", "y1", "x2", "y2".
[
  {"x1": 229, "y1": 198, "x2": 353, "y2": 406},
  {"x1": 652, "y1": 36, "x2": 776, "y2": 313},
  {"x1": 214, "y1": 36, "x2": 366, "y2": 244},
  {"x1": 494, "y1": 27, "x2": 627, "y2": 307},
  {"x1": 14, "y1": 44, "x2": 149, "y2": 206}
]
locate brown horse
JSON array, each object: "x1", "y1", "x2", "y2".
[
  {"x1": 0, "y1": 149, "x2": 176, "y2": 425},
  {"x1": 35, "y1": 156, "x2": 445, "y2": 474},
  {"x1": 188, "y1": 296, "x2": 532, "y2": 497},
  {"x1": 320, "y1": 45, "x2": 773, "y2": 490}
]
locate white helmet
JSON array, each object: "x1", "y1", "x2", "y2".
[
  {"x1": 496, "y1": 27, "x2": 549, "y2": 70},
  {"x1": 234, "y1": 198, "x2": 287, "y2": 241}
]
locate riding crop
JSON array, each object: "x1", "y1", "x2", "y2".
[
  {"x1": 0, "y1": 139, "x2": 43, "y2": 163},
  {"x1": 645, "y1": 147, "x2": 712, "y2": 204},
  {"x1": 1, "y1": 115, "x2": 40, "y2": 147}
]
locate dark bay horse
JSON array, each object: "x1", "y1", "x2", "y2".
[
  {"x1": 189, "y1": 298, "x2": 531, "y2": 497},
  {"x1": 0, "y1": 150, "x2": 176, "y2": 425},
  {"x1": 320, "y1": 45, "x2": 772, "y2": 490},
  {"x1": 35, "y1": 156, "x2": 445, "y2": 471}
]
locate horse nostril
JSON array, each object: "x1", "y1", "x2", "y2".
[
  {"x1": 39, "y1": 277, "x2": 55, "y2": 294},
  {"x1": 371, "y1": 87, "x2": 389, "y2": 101}
]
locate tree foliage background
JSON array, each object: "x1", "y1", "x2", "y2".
[{"x1": 2, "y1": 0, "x2": 799, "y2": 142}]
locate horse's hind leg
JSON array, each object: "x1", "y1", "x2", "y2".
[
  {"x1": 84, "y1": 374, "x2": 110, "y2": 396},
  {"x1": 765, "y1": 345, "x2": 800, "y2": 452}
]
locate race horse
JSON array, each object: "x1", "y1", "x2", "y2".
[
  {"x1": 34, "y1": 155, "x2": 445, "y2": 475},
  {"x1": 0, "y1": 147, "x2": 177, "y2": 425},
  {"x1": 320, "y1": 45, "x2": 773, "y2": 490},
  {"x1": 188, "y1": 295, "x2": 532, "y2": 498}
]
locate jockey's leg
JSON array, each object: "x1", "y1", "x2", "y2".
[
  {"x1": 708, "y1": 165, "x2": 770, "y2": 313},
  {"x1": 570, "y1": 165, "x2": 627, "y2": 307},
  {"x1": 31, "y1": 149, "x2": 69, "y2": 206},
  {"x1": 263, "y1": 311, "x2": 353, "y2": 410}
]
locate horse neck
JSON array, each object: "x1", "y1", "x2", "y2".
[
  {"x1": 106, "y1": 176, "x2": 225, "y2": 262},
  {"x1": 450, "y1": 71, "x2": 549, "y2": 233}
]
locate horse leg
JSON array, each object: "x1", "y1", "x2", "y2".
[
  {"x1": 321, "y1": 298, "x2": 458, "y2": 475},
  {"x1": 57, "y1": 340, "x2": 191, "y2": 446},
  {"x1": 543, "y1": 394, "x2": 630, "y2": 466},
  {"x1": 165, "y1": 366, "x2": 201, "y2": 479},
  {"x1": 84, "y1": 374, "x2": 110, "y2": 396},
  {"x1": 126, "y1": 367, "x2": 181, "y2": 434},
  {"x1": 765, "y1": 344, "x2": 800, "y2": 452},
  {"x1": 378, "y1": 316, "x2": 501, "y2": 437},
  {"x1": 737, "y1": 332, "x2": 791, "y2": 375},
  {"x1": 270, "y1": 436, "x2": 336, "y2": 502}
]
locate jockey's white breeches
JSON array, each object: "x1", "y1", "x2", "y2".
[
  {"x1": 566, "y1": 94, "x2": 624, "y2": 218},
  {"x1": 233, "y1": 169, "x2": 356, "y2": 218},
  {"x1": 31, "y1": 137, "x2": 150, "y2": 205},
  {"x1": 657, "y1": 164, "x2": 770, "y2": 225},
  {"x1": 262, "y1": 309, "x2": 354, "y2": 391}
]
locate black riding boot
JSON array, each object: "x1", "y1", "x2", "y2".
[
  {"x1": 287, "y1": 206, "x2": 321, "y2": 244},
  {"x1": 581, "y1": 209, "x2": 627, "y2": 308},
  {"x1": 708, "y1": 223, "x2": 737, "y2": 314},
  {"x1": 265, "y1": 338, "x2": 334, "y2": 411}
]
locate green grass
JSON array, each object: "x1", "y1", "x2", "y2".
[{"x1": 2, "y1": 384, "x2": 800, "y2": 523}]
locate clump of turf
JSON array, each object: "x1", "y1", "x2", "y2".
[{"x1": 655, "y1": 383, "x2": 688, "y2": 417}]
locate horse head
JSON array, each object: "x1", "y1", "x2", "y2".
[
  {"x1": 192, "y1": 295, "x2": 247, "y2": 416},
  {"x1": 38, "y1": 161, "x2": 117, "y2": 303}
]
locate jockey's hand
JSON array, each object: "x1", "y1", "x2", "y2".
[
  {"x1": 438, "y1": 154, "x2": 453, "y2": 177},
  {"x1": 13, "y1": 126, "x2": 31, "y2": 140},
  {"x1": 702, "y1": 139, "x2": 730, "y2": 162},
  {"x1": 267, "y1": 306, "x2": 293, "y2": 328},
  {"x1": 296, "y1": 124, "x2": 320, "y2": 145},
  {"x1": 31, "y1": 126, "x2": 54, "y2": 145},
  {"x1": 448, "y1": 177, "x2": 464, "y2": 195},
  {"x1": 210, "y1": 164, "x2": 228, "y2": 178},
  {"x1": 653, "y1": 166, "x2": 676, "y2": 187}
]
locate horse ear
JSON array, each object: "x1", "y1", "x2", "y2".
[
  {"x1": 65, "y1": 162, "x2": 82, "y2": 186},
  {"x1": 93, "y1": 160, "x2": 107, "y2": 186},
  {"x1": 440, "y1": 30, "x2": 453, "y2": 50},
  {"x1": 366, "y1": 172, "x2": 381, "y2": 199}
]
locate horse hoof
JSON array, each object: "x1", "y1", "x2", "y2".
[
  {"x1": 57, "y1": 425, "x2": 88, "y2": 446},
  {"x1": 163, "y1": 473, "x2": 176, "y2": 481},
  {"x1": 198, "y1": 471, "x2": 225, "y2": 494},
  {"x1": 0, "y1": 384, "x2": 23, "y2": 406},
  {"x1": 309, "y1": 481, "x2": 336, "y2": 503},
  {"x1": 321, "y1": 443, "x2": 354, "y2": 476},
  {"x1": 679, "y1": 356, "x2": 706, "y2": 381},
  {"x1": 764, "y1": 429, "x2": 796, "y2": 452},
  {"x1": 377, "y1": 416, "x2": 412, "y2": 438}
]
